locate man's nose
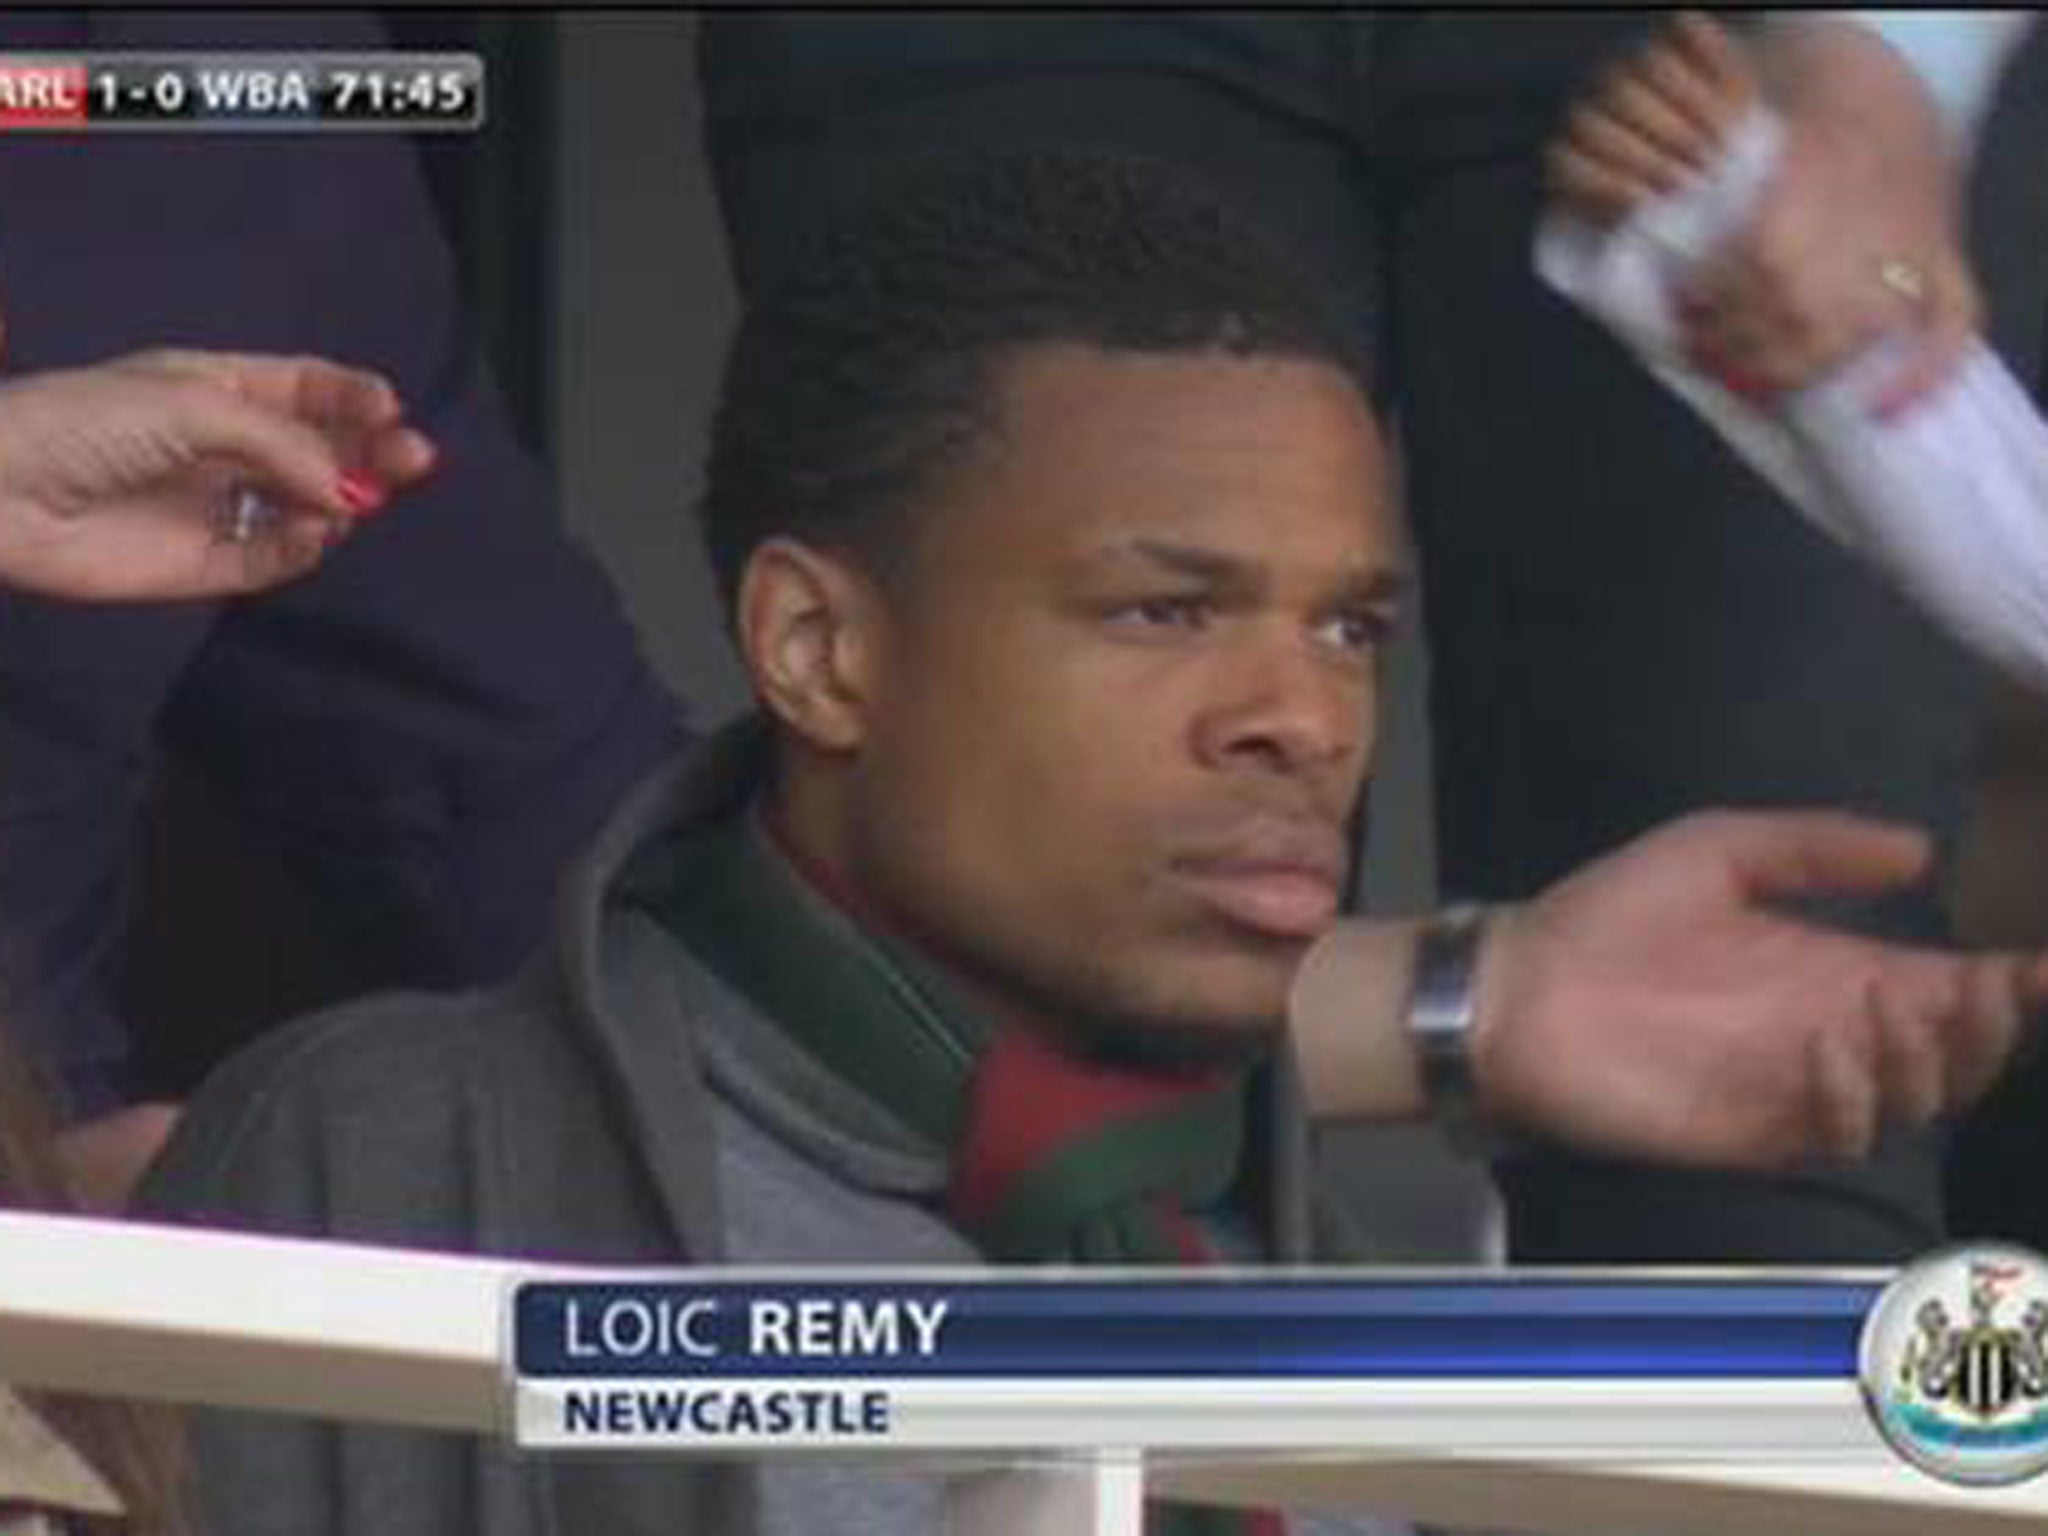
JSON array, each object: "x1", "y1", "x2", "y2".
[{"x1": 1190, "y1": 629, "x2": 1370, "y2": 774}]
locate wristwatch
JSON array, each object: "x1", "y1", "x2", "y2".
[{"x1": 1407, "y1": 904, "x2": 1493, "y2": 1152}]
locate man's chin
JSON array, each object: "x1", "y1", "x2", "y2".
[{"x1": 1083, "y1": 1017, "x2": 1281, "y2": 1071}]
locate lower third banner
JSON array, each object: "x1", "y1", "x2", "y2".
[{"x1": 508, "y1": 1271, "x2": 1896, "y2": 1459}]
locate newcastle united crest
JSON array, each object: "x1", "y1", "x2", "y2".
[{"x1": 1860, "y1": 1243, "x2": 2048, "y2": 1485}]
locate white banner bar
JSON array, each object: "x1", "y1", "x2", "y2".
[{"x1": 514, "y1": 1376, "x2": 1882, "y2": 1457}]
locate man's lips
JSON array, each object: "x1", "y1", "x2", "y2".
[{"x1": 1171, "y1": 847, "x2": 1345, "y2": 940}]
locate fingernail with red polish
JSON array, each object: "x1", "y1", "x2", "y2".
[
  {"x1": 1713, "y1": 363, "x2": 1770, "y2": 401},
  {"x1": 338, "y1": 472, "x2": 386, "y2": 516},
  {"x1": 1723, "y1": 371, "x2": 1765, "y2": 400}
]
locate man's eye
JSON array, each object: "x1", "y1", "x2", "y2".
[
  {"x1": 1110, "y1": 595, "x2": 1213, "y2": 630},
  {"x1": 1318, "y1": 610, "x2": 1393, "y2": 654}
]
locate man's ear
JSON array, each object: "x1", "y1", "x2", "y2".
[{"x1": 736, "y1": 537, "x2": 881, "y2": 752}]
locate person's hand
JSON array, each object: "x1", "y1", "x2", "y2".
[
  {"x1": 1472, "y1": 810, "x2": 2048, "y2": 1169},
  {"x1": 1547, "y1": 12, "x2": 1758, "y2": 228},
  {"x1": 1680, "y1": 17, "x2": 1979, "y2": 413},
  {"x1": 0, "y1": 348, "x2": 436, "y2": 602}
]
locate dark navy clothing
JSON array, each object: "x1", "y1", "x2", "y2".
[{"x1": 0, "y1": 11, "x2": 685, "y2": 1111}]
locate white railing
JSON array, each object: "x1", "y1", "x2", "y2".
[{"x1": 4, "y1": 1213, "x2": 2048, "y2": 1536}]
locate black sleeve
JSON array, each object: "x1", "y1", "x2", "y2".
[{"x1": 1498, "y1": 1131, "x2": 1944, "y2": 1264}]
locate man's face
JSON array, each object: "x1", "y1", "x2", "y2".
[{"x1": 825, "y1": 345, "x2": 1401, "y2": 1047}]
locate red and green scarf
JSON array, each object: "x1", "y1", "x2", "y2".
[{"x1": 652, "y1": 811, "x2": 1284, "y2": 1535}]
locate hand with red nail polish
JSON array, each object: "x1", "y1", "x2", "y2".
[
  {"x1": 1681, "y1": 20, "x2": 1977, "y2": 405},
  {"x1": 0, "y1": 348, "x2": 436, "y2": 601}
]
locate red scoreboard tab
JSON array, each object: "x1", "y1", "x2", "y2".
[{"x1": 0, "y1": 59, "x2": 86, "y2": 127}]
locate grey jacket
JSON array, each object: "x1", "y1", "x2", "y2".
[
  {"x1": 143, "y1": 729, "x2": 772, "y2": 1536},
  {"x1": 139, "y1": 725, "x2": 1344, "y2": 1536}
]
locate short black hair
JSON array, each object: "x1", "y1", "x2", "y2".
[{"x1": 698, "y1": 146, "x2": 1360, "y2": 615}]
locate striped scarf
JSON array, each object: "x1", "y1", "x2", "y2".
[{"x1": 651, "y1": 810, "x2": 1282, "y2": 1536}]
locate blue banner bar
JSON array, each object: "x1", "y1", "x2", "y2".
[{"x1": 513, "y1": 1278, "x2": 1878, "y2": 1379}]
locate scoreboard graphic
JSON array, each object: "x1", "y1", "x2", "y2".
[{"x1": 0, "y1": 53, "x2": 484, "y2": 130}]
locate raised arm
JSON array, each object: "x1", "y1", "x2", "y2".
[{"x1": 0, "y1": 348, "x2": 433, "y2": 602}]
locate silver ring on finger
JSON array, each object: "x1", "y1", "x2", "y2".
[{"x1": 219, "y1": 484, "x2": 272, "y2": 545}]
